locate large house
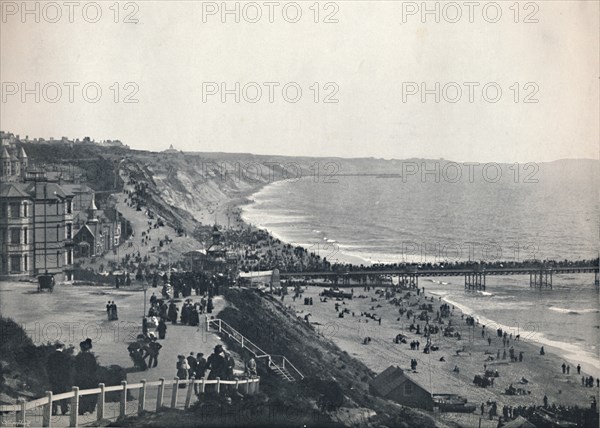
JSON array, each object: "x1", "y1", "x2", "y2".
[
  {"x1": 0, "y1": 174, "x2": 75, "y2": 281},
  {"x1": 369, "y1": 365, "x2": 434, "y2": 410}
]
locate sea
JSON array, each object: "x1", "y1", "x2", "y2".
[{"x1": 241, "y1": 160, "x2": 600, "y2": 374}]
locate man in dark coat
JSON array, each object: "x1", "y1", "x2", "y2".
[
  {"x1": 147, "y1": 338, "x2": 162, "y2": 368},
  {"x1": 47, "y1": 343, "x2": 72, "y2": 415},
  {"x1": 194, "y1": 353, "x2": 207, "y2": 394},
  {"x1": 187, "y1": 352, "x2": 197, "y2": 379}
]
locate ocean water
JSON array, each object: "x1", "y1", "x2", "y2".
[{"x1": 241, "y1": 161, "x2": 600, "y2": 374}]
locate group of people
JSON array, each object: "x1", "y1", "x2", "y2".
[
  {"x1": 176, "y1": 352, "x2": 208, "y2": 391},
  {"x1": 47, "y1": 339, "x2": 98, "y2": 416},
  {"x1": 106, "y1": 301, "x2": 118, "y2": 321},
  {"x1": 146, "y1": 293, "x2": 214, "y2": 330},
  {"x1": 127, "y1": 334, "x2": 163, "y2": 371},
  {"x1": 173, "y1": 345, "x2": 258, "y2": 395}
]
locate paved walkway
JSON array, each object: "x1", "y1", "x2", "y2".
[{"x1": 0, "y1": 279, "x2": 243, "y2": 427}]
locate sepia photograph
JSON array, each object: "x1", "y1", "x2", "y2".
[{"x1": 0, "y1": 1, "x2": 599, "y2": 427}]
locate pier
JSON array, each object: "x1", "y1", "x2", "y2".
[{"x1": 280, "y1": 262, "x2": 599, "y2": 291}]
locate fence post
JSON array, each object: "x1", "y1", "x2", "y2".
[
  {"x1": 17, "y1": 398, "x2": 26, "y2": 427},
  {"x1": 200, "y1": 379, "x2": 205, "y2": 394},
  {"x1": 185, "y1": 377, "x2": 195, "y2": 409},
  {"x1": 256, "y1": 377, "x2": 260, "y2": 394},
  {"x1": 156, "y1": 378, "x2": 165, "y2": 410},
  {"x1": 218, "y1": 320, "x2": 222, "y2": 333},
  {"x1": 42, "y1": 391, "x2": 52, "y2": 427},
  {"x1": 171, "y1": 377, "x2": 179, "y2": 408},
  {"x1": 138, "y1": 380, "x2": 146, "y2": 415},
  {"x1": 216, "y1": 377, "x2": 221, "y2": 395},
  {"x1": 97, "y1": 383, "x2": 105, "y2": 423},
  {"x1": 241, "y1": 336, "x2": 244, "y2": 349},
  {"x1": 119, "y1": 381, "x2": 127, "y2": 420},
  {"x1": 205, "y1": 316, "x2": 209, "y2": 332},
  {"x1": 69, "y1": 387, "x2": 79, "y2": 427},
  {"x1": 235, "y1": 379, "x2": 239, "y2": 393}
]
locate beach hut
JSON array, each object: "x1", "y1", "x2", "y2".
[{"x1": 369, "y1": 365, "x2": 433, "y2": 410}]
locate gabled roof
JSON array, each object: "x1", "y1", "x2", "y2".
[
  {"x1": 0, "y1": 183, "x2": 30, "y2": 198},
  {"x1": 75, "y1": 224, "x2": 95, "y2": 240},
  {"x1": 32, "y1": 182, "x2": 74, "y2": 200},
  {"x1": 370, "y1": 365, "x2": 432, "y2": 397}
]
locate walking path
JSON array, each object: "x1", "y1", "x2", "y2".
[{"x1": 0, "y1": 280, "x2": 243, "y2": 427}]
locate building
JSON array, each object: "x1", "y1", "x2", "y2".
[
  {"x1": 369, "y1": 365, "x2": 434, "y2": 410},
  {"x1": 0, "y1": 137, "x2": 28, "y2": 182},
  {"x1": 71, "y1": 193, "x2": 121, "y2": 258},
  {"x1": 0, "y1": 173, "x2": 75, "y2": 281}
]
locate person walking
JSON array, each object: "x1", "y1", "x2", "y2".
[
  {"x1": 207, "y1": 345, "x2": 226, "y2": 392},
  {"x1": 187, "y1": 352, "x2": 197, "y2": 379},
  {"x1": 176, "y1": 355, "x2": 189, "y2": 388},
  {"x1": 74, "y1": 339, "x2": 98, "y2": 415},
  {"x1": 157, "y1": 319, "x2": 167, "y2": 339},
  {"x1": 147, "y1": 338, "x2": 162, "y2": 368},
  {"x1": 194, "y1": 353, "x2": 207, "y2": 394}
]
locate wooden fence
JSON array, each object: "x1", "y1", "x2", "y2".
[{"x1": 0, "y1": 376, "x2": 260, "y2": 427}]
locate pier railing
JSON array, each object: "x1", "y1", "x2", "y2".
[{"x1": 0, "y1": 376, "x2": 260, "y2": 427}]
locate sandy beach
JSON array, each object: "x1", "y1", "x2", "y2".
[{"x1": 284, "y1": 284, "x2": 599, "y2": 415}]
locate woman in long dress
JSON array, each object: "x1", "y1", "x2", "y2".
[
  {"x1": 176, "y1": 355, "x2": 189, "y2": 388},
  {"x1": 74, "y1": 339, "x2": 98, "y2": 414}
]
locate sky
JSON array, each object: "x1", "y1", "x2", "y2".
[{"x1": 1, "y1": 0, "x2": 599, "y2": 162}]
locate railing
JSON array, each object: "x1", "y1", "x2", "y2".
[
  {"x1": 206, "y1": 318, "x2": 268, "y2": 358},
  {"x1": 0, "y1": 376, "x2": 260, "y2": 427},
  {"x1": 206, "y1": 317, "x2": 304, "y2": 381},
  {"x1": 268, "y1": 355, "x2": 305, "y2": 381}
]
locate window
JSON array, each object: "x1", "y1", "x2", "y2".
[
  {"x1": 23, "y1": 227, "x2": 28, "y2": 244},
  {"x1": 66, "y1": 223, "x2": 72, "y2": 240},
  {"x1": 56, "y1": 225, "x2": 60, "y2": 241},
  {"x1": 404, "y1": 382, "x2": 413, "y2": 395},
  {"x1": 23, "y1": 203, "x2": 28, "y2": 217},
  {"x1": 10, "y1": 228, "x2": 20, "y2": 244},
  {"x1": 66, "y1": 200, "x2": 72, "y2": 214},
  {"x1": 10, "y1": 255, "x2": 21, "y2": 273},
  {"x1": 9, "y1": 203, "x2": 20, "y2": 218},
  {"x1": 67, "y1": 250, "x2": 72, "y2": 265},
  {"x1": 24, "y1": 254, "x2": 28, "y2": 271}
]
